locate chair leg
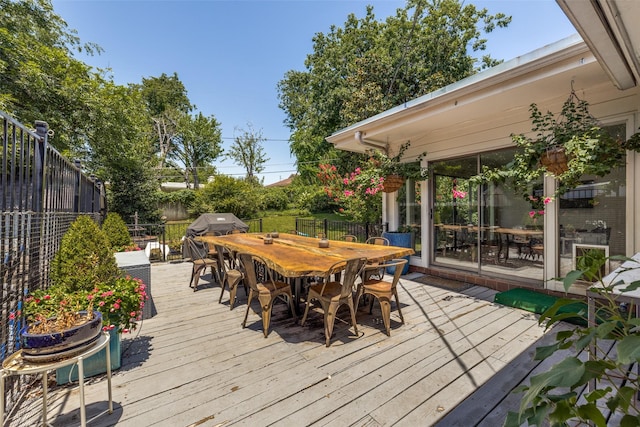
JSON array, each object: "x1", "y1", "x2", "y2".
[
  {"x1": 393, "y1": 289, "x2": 404, "y2": 324},
  {"x1": 287, "y1": 293, "x2": 298, "y2": 322},
  {"x1": 227, "y1": 276, "x2": 242, "y2": 310},
  {"x1": 379, "y1": 296, "x2": 392, "y2": 336},
  {"x1": 300, "y1": 297, "x2": 312, "y2": 326},
  {"x1": 324, "y1": 302, "x2": 338, "y2": 347},
  {"x1": 259, "y1": 294, "x2": 272, "y2": 338},
  {"x1": 347, "y1": 298, "x2": 359, "y2": 336},
  {"x1": 242, "y1": 290, "x2": 255, "y2": 328},
  {"x1": 190, "y1": 265, "x2": 204, "y2": 291},
  {"x1": 218, "y1": 275, "x2": 227, "y2": 304}
]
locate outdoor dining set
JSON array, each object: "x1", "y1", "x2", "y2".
[{"x1": 184, "y1": 231, "x2": 414, "y2": 347}]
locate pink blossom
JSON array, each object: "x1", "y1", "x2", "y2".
[
  {"x1": 343, "y1": 178, "x2": 349, "y2": 185},
  {"x1": 9, "y1": 312, "x2": 15, "y2": 320},
  {"x1": 44, "y1": 294, "x2": 51, "y2": 300},
  {"x1": 130, "y1": 311, "x2": 137, "y2": 317},
  {"x1": 538, "y1": 210, "x2": 545, "y2": 216},
  {"x1": 355, "y1": 167, "x2": 361, "y2": 173},
  {"x1": 543, "y1": 197, "x2": 553, "y2": 205},
  {"x1": 529, "y1": 211, "x2": 536, "y2": 218},
  {"x1": 99, "y1": 301, "x2": 105, "y2": 306},
  {"x1": 113, "y1": 302, "x2": 120, "y2": 310}
]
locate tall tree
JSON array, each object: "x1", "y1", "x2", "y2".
[
  {"x1": 169, "y1": 112, "x2": 223, "y2": 189},
  {"x1": 0, "y1": 0, "x2": 103, "y2": 155},
  {"x1": 227, "y1": 123, "x2": 270, "y2": 184},
  {"x1": 137, "y1": 72, "x2": 192, "y2": 167},
  {"x1": 278, "y1": 0, "x2": 510, "y2": 181}
]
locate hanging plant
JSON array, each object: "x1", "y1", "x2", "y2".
[
  {"x1": 472, "y1": 88, "x2": 639, "y2": 208},
  {"x1": 367, "y1": 142, "x2": 427, "y2": 192}
]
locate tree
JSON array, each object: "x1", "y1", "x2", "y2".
[
  {"x1": 226, "y1": 123, "x2": 270, "y2": 184},
  {"x1": 277, "y1": 0, "x2": 510, "y2": 181},
  {"x1": 137, "y1": 73, "x2": 192, "y2": 168},
  {"x1": 0, "y1": 0, "x2": 103, "y2": 155},
  {"x1": 169, "y1": 112, "x2": 223, "y2": 189}
]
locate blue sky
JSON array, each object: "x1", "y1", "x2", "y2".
[{"x1": 51, "y1": 0, "x2": 577, "y2": 185}]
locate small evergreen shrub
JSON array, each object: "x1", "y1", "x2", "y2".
[
  {"x1": 50, "y1": 215, "x2": 120, "y2": 293},
  {"x1": 102, "y1": 212, "x2": 133, "y2": 250}
]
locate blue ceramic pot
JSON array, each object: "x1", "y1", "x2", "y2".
[{"x1": 20, "y1": 311, "x2": 102, "y2": 361}]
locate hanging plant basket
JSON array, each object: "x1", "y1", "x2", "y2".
[
  {"x1": 540, "y1": 146, "x2": 569, "y2": 176},
  {"x1": 382, "y1": 174, "x2": 405, "y2": 193}
]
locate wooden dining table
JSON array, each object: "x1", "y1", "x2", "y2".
[{"x1": 197, "y1": 233, "x2": 414, "y2": 313}]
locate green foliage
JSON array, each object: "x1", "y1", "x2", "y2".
[
  {"x1": 473, "y1": 93, "x2": 631, "y2": 209},
  {"x1": 170, "y1": 111, "x2": 223, "y2": 189},
  {"x1": 292, "y1": 186, "x2": 335, "y2": 213},
  {"x1": 156, "y1": 189, "x2": 197, "y2": 209},
  {"x1": 226, "y1": 123, "x2": 269, "y2": 182},
  {"x1": 506, "y1": 254, "x2": 640, "y2": 426},
  {"x1": 262, "y1": 187, "x2": 290, "y2": 211},
  {"x1": 278, "y1": 0, "x2": 511, "y2": 181},
  {"x1": 49, "y1": 216, "x2": 120, "y2": 293},
  {"x1": 367, "y1": 142, "x2": 427, "y2": 180},
  {"x1": 192, "y1": 175, "x2": 264, "y2": 219},
  {"x1": 24, "y1": 276, "x2": 147, "y2": 333},
  {"x1": 101, "y1": 212, "x2": 133, "y2": 250}
]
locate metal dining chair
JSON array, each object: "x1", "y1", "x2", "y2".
[
  {"x1": 238, "y1": 252, "x2": 297, "y2": 338},
  {"x1": 340, "y1": 234, "x2": 358, "y2": 243},
  {"x1": 184, "y1": 237, "x2": 220, "y2": 292},
  {"x1": 355, "y1": 258, "x2": 408, "y2": 336},
  {"x1": 214, "y1": 244, "x2": 245, "y2": 310},
  {"x1": 301, "y1": 257, "x2": 367, "y2": 347}
]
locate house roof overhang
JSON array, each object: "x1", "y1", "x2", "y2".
[
  {"x1": 326, "y1": 2, "x2": 639, "y2": 157},
  {"x1": 556, "y1": 0, "x2": 640, "y2": 90},
  {"x1": 327, "y1": 35, "x2": 612, "y2": 155}
]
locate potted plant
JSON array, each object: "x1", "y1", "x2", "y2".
[
  {"x1": 505, "y1": 251, "x2": 640, "y2": 426},
  {"x1": 472, "y1": 90, "x2": 640, "y2": 209},
  {"x1": 22, "y1": 215, "x2": 147, "y2": 382},
  {"x1": 368, "y1": 142, "x2": 427, "y2": 193}
]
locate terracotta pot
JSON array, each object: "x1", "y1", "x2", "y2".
[{"x1": 382, "y1": 174, "x2": 405, "y2": 193}]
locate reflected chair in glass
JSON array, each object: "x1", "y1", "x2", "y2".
[
  {"x1": 301, "y1": 257, "x2": 367, "y2": 347},
  {"x1": 355, "y1": 258, "x2": 407, "y2": 336},
  {"x1": 184, "y1": 237, "x2": 220, "y2": 292},
  {"x1": 214, "y1": 244, "x2": 245, "y2": 310},
  {"x1": 238, "y1": 252, "x2": 297, "y2": 338}
]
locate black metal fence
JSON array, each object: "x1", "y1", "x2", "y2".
[
  {"x1": 1, "y1": 112, "x2": 105, "y2": 412},
  {"x1": 295, "y1": 218, "x2": 387, "y2": 242}
]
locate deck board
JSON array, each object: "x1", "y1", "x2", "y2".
[{"x1": 6, "y1": 260, "x2": 570, "y2": 427}]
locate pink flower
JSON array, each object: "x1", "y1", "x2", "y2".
[
  {"x1": 9, "y1": 312, "x2": 15, "y2": 320},
  {"x1": 44, "y1": 295, "x2": 51, "y2": 300},
  {"x1": 529, "y1": 211, "x2": 536, "y2": 218},
  {"x1": 538, "y1": 210, "x2": 545, "y2": 216},
  {"x1": 130, "y1": 311, "x2": 137, "y2": 317},
  {"x1": 113, "y1": 302, "x2": 120, "y2": 310},
  {"x1": 99, "y1": 301, "x2": 105, "y2": 306},
  {"x1": 543, "y1": 197, "x2": 553, "y2": 205}
]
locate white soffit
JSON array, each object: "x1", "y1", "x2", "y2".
[{"x1": 556, "y1": 0, "x2": 639, "y2": 90}]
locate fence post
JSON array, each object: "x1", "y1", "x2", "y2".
[
  {"x1": 323, "y1": 218, "x2": 328, "y2": 239},
  {"x1": 33, "y1": 121, "x2": 48, "y2": 213},
  {"x1": 74, "y1": 159, "x2": 82, "y2": 213}
]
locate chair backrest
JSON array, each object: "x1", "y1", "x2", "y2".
[
  {"x1": 185, "y1": 237, "x2": 209, "y2": 260},
  {"x1": 236, "y1": 252, "x2": 274, "y2": 292},
  {"x1": 319, "y1": 257, "x2": 367, "y2": 298},
  {"x1": 384, "y1": 259, "x2": 408, "y2": 290},
  {"x1": 366, "y1": 236, "x2": 389, "y2": 246},
  {"x1": 205, "y1": 230, "x2": 222, "y2": 236},
  {"x1": 213, "y1": 244, "x2": 230, "y2": 273},
  {"x1": 341, "y1": 235, "x2": 358, "y2": 243}
]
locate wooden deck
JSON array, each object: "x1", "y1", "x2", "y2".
[{"x1": 7, "y1": 261, "x2": 564, "y2": 426}]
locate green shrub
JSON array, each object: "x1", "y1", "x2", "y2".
[
  {"x1": 195, "y1": 175, "x2": 265, "y2": 218},
  {"x1": 102, "y1": 212, "x2": 133, "y2": 250},
  {"x1": 294, "y1": 187, "x2": 334, "y2": 213},
  {"x1": 262, "y1": 187, "x2": 290, "y2": 210},
  {"x1": 50, "y1": 216, "x2": 120, "y2": 293}
]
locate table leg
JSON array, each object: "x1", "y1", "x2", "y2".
[
  {"x1": 42, "y1": 371, "x2": 48, "y2": 426},
  {"x1": 1, "y1": 370, "x2": 5, "y2": 425},
  {"x1": 79, "y1": 356, "x2": 86, "y2": 427},
  {"x1": 106, "y1": 336, "x2": 113, "y2": 414}
]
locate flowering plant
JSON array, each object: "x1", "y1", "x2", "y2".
[
  {"x1": 526, "y1": 195, "x2": 554, "y2": 222},
  {"x1": 24, "y1": 275, "x2": 147, "y2": 334},
  {"x1": 318, "y1": 163, "x2": 383, "y2": 223}
]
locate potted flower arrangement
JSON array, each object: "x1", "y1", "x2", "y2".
[
  {"x1": 21, "y1": 215, "x2": 146, "y2": 381},
  {"x1": 472, "y1": 89, "x2": 640, "y2": 208}
]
